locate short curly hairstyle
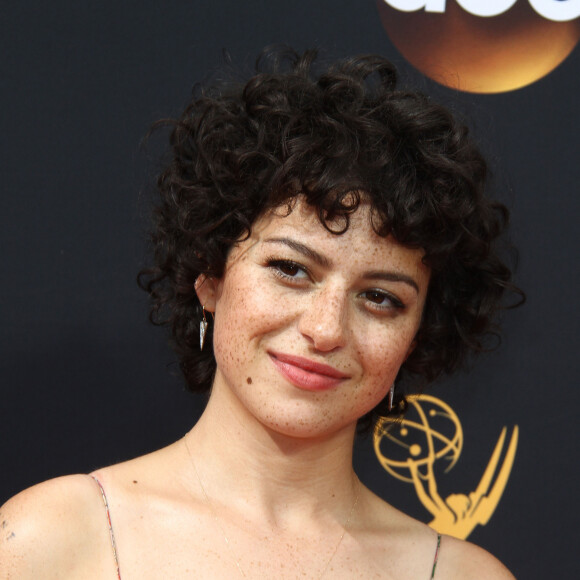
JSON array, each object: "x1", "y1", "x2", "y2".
[{"x1": 139, "y1": 46, "x2": 522, "y2": 423}]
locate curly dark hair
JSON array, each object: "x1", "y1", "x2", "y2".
[{"x1": 139, "y1": 46, "x2": 523, "y2": 424}]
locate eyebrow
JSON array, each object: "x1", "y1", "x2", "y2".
[
  {"x1": 361, "y1": 271, "x2": 419, "y2": 293},
  {"x1": 263, "y1": 236, "x2": 419, "y2": 293},
  {"x1": 264, "y1": 237, "x2": 332, "y2": 268}
]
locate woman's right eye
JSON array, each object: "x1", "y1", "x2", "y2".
[{"x1": 267, "y1": 259, "x2": 309, "y2": 281}]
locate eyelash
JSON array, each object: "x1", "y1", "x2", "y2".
[
  {"x1": 361, "y1": 289, "x2": 405, "y2": 311},
  {"x1": 265, "y1": 257, "x2": 406, "y2": 312},
  {"x1": 266, "y1": 258, "x2": 310, "y2": 281}
]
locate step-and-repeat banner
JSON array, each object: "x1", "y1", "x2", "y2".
[{"x1": 2, "y1": 2, "x2": 578, "y2": 577}]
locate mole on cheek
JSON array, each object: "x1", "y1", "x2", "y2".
[{"x1": 246, "y1": 377, "x2": 253, "y2": 384}]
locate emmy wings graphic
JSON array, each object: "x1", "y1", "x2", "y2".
[{"x1": 374, "y1": 394, "x2": 518, "y2": 539}]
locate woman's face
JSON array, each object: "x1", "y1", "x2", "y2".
[{"x1": 199, "y1": 199, "x2": 430, "y2": 438}]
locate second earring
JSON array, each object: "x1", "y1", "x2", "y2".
[{"x1": 388, "y1": 383, "x2": 395, "y2": 411}]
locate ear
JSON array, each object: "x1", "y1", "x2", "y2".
[{"x1": 195, "y1": 274, "x2": 218, "y2": 312}]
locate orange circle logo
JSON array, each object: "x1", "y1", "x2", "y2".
[{"x1": 377, "y1": 0, "x2": 580, "y2": 93}]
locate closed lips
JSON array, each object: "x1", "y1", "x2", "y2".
[{"x1": 268, "y1": 352, "x2": 349, "y2": 390}]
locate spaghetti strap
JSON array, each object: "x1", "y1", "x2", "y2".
[
  {"x1": 430, "y1": 533, "x2": 442, "y2": 579},
  {"x1": 90, "y1": 475, "x2": 122, "y2": 580}
]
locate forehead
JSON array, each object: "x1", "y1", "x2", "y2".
[{"x1": 241, "y1": 199, "x2": 429, "y2": 278}]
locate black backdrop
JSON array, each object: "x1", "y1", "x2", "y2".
[{"x1": 1, "y1": 2, "x2": 579, "y2": 577}]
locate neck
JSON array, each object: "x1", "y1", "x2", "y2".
[{"x1": 183, "y1": 379, "x2": 359, "y2": 526}]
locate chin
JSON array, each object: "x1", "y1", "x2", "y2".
[{"x1": 258, "y1": 409, "x2": 361, "y2": 440}]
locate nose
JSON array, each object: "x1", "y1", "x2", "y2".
[{"x1": 298, "y1": 284, "x2": 348, "y2": 352}]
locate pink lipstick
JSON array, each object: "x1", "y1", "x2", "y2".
[{"x1": 269, "y1": 351, "x2": 349, "y2": 391}]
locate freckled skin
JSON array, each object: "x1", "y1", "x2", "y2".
[
  {"x1": 198, "y1": 200, "x2": 430, "y2": 439},
  {"x1": 0, "y1": 212, "x2": 514, "y2": 578}
]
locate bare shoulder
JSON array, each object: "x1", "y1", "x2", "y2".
[
  {"x1": 359, "y1": 490, "x2": 515, "y2": 579},
  {"x1": 0, "y1": 474, "x2": 111, "y2": 580},
  {"x1": 437, "y1": 534, "x2": 516, "y2": 580}
]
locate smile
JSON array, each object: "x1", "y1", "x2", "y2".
[{"x1": 268, "y1": 351, "x2": 349, "y2": 392}]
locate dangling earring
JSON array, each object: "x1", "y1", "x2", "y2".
[
  {"x1": 200, "y1": 307, "x2": 209, "y2": 350},
  {"x1": 388, "y1": 383, "x2": 395, "y2": 412}
]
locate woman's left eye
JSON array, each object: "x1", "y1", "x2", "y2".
[{"x1": 361, "y1": 290, "x2": 404, "y2": 310}]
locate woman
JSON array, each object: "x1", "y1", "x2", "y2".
[{"x1": 0, "y1": 48, "x2": 520, "y2": 579}]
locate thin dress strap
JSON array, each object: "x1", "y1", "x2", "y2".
[
  {"x1": 430, "y1": 533, "x2": 442, "y2": 579},
  {"x1": 91, "y1": 475, "x2": 122, "y2": 580}
]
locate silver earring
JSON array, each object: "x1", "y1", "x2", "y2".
[
  {"x1": 200, "y1": 307, "x2": 209, "y2": 350},
  {"x1": 388, "y1": 383, "x2": 395, "y2": 411}
]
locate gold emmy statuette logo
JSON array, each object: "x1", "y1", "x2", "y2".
[
  {"x1": 374, "y1": 394, "x2": 518, "y2": 539},
  {"x1": 376, "y1": 0, "x2": 580, "y2": 93}
]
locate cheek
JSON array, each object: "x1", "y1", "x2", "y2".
[
  {"x1": 357, "y1": 327, "x2": 415, "y2": 384},
  {"x1": 212, "y1": 279, "x2": 288, "y2": 364},
  {"x1": 212, "y1": 280, "x2": 249, "y2": 368}
]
